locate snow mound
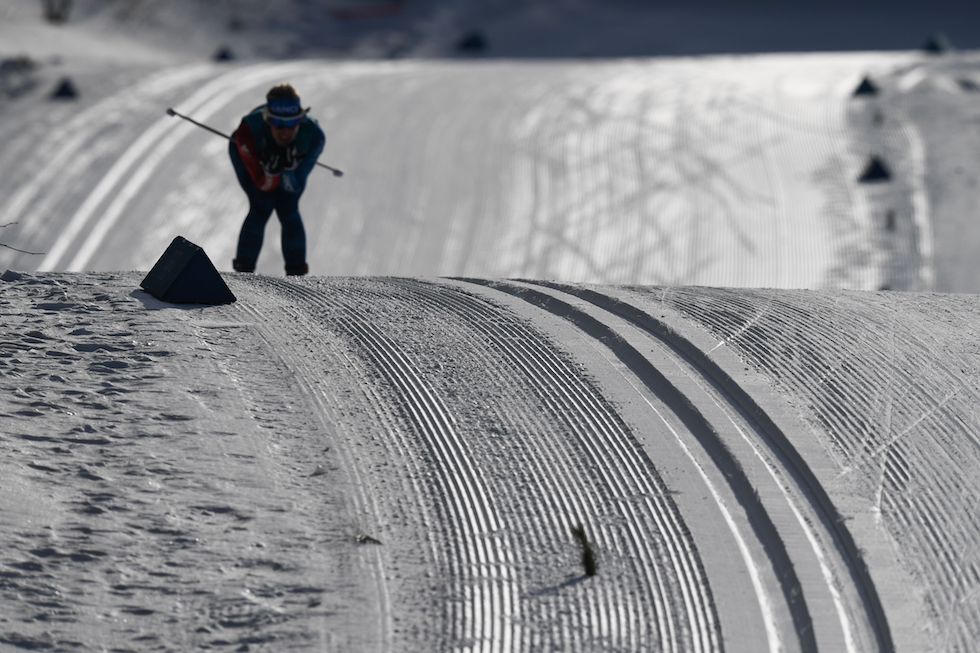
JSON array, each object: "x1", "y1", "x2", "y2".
[{"x1": 2, "y1": 271, "x2": 977, "y2": 650}]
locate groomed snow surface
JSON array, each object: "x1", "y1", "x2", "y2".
[
  {"x1": 3, "y1": 273, "x2": 980, "y2": 651},
  {"x1": 3, "y1": 1, "x2": 980, "y2": 651}
]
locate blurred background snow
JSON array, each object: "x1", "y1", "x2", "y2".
[
  {"x1": 3, "y1": 0, "x2": 980, "y2": 291},
  {"x1": 3, "y1": 0, "x2": 980, "y2": 65}
]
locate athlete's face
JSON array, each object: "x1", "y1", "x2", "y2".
[{"x1": 270, "y1": 123, "x2": 299, "y2": 146}]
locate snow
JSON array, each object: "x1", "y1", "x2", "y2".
[{"x1": 2, "y1": 1, "x2": 980, "y2": 651}]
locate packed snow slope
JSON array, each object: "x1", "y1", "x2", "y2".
[
  {"x1": 2, "y1": 2, "x2": 980, "y2": 291},
  {"x1": 3, "y1": 271, "x2": 980, "y2": 652},
  {"x1": 3, "y1": 51, "x2": 980, "y2": 291}
]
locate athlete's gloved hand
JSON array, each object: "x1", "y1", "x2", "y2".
[
  {"x1": 262, "y1": 146, "x2": 299, "y2": 175},
  {"x1": 283, "y1": 145, "x2": 298, "y2": 171},
  {"x1": 261, "y1": 152, "x2": 284, "y2": 175},
  {"x1": 281, "y1": 171, "x2": 299, "y2": 194}
]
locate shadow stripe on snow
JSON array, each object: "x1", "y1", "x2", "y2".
[
  {"x1": 456, "y1": 278, "x2": 819, "y2": 653},
  {"x1": 523, "y1": 281, "x2": 895, "y2": 653}
]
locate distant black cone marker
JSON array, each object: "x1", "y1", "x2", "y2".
[
  {"x1": 852, "y1": 76, "x2": 879, "y2": 97},
  {"x1": 858, "y1": 156, "x2": 892, "y2": 183}
]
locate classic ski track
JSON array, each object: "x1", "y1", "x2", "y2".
[
  {"x1": 334, "y1": 278, "x2": 595, "y2": 650},
  {"x1": 455, "y1": 278, "x2": 857, "y2": 653},
  {"x1": 646, "y1": 286, "x2": 976, "y2": 651},
  {"x1": 245, "y1": 277, "x2": 519, "y2": 653},
  {"x1": 35, "y1": 61, "x2": 323, "y2": 272},
  {"x1": 65, "y1": 60, "x2": 334, "y2": 273},
  {"x1": 229, "y1": 282, "x2": 396, "y2": 652},
  {"x1": 384, "y1": 278, "x2": 720, "y2": 653},
  {"x1": 237, "y1": 282, "x2": 450, "y2": 650},
  {"x1": 523, "y1": 282, "x2": 898, "y2": 652},
  {"x1": 0, "y1": 64, "x2": 215, "y2": 236},
  {"x1": 234, "y1": 276, "x2": 724, "y2": 652},
  {"x1": 402, "y1": 277, "x2": 666, "y2": 651}
]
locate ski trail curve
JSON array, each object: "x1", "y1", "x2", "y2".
[
  {"x1": 643, "y1": 285, "x2": 977, "y2": 651},
  {"x1": 532, "y1": 281, "x2": 896, "y2": 652},
  {"x1": 454, "y1": 277, "x2": 882, "y2": 653},
  {"x1": 0, "y1": 63, "x2": 216, "y2": 244},
  {"x1": 228, "y1": 276, "x2": 733, "y2": 651},
  {"x1": 242, "y1": 276, "x2": 519, "y2": 652},
  {"x1": 505, "y1": 279, "x2": 896, "y2": 652},
  {"x1": 386, "y1": 278, "x2": 721, "y2": 653},
  {"x1": 36, "y1": 61, "x2": 319, "y2": 272}
]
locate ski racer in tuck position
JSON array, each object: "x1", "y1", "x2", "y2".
[{"x1": 229, "y1": 83, "x2": 325, "y2": 276}]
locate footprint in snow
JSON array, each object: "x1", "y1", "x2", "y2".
[
  {"x1": 88, "y1": 360, "x2": 129, "y2": 371},
  {"x1": 34, "y1": 301, "x2": 78, "y2": 312},
  {"x1": 157, "y1": 413, "x2": 194, "y2": 422},
  {"x1": 73, "y1": 342, "x2": 129, "y2": 353}
]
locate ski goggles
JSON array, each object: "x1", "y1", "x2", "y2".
[
  {"x1": 263, "y1": 99, "x2": 308, "y2": 128},
  {"x1": 268, "y1": 117, "x2": 301, "y2": 128},
  {"x1": 264, "y1": 109, "x2": 306, "y2": 128}
]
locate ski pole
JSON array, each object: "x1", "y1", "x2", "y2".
[{"x1": 165, "y1": 107, "x2": 344, "y2": 178}]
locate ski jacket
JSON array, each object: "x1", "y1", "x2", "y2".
[{"x1": 230, "y1": 105, "x2": 326, "y2": 194}]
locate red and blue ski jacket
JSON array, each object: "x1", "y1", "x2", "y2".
[{"x1": 230, "y1": 106, "x2": 325, "y2": 194}]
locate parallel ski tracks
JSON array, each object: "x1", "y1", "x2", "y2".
[
  {"x1": 245, "y1": 277, "x2": 517, "y2": 653},
  {"x1": 386, "y1": 278, "x2": 719, "y2": 653},
  {"x1": 1, "y1": 63, "x2": 217, "y2": 254},
  {"x1": 241, "y1": 276, "x2": 721, "y2": 652},
  {"x1": 222, "y1": 276, "x2": 900, "y2": 652},
  {"x1": 234, "y1": 282, "x2": 399, "y2": 652},
  {"x1": 650, "y1": 286, "x2": 976, "y2": 650},
  {"x1": 466, "y1": 279, "x2": 894, "y2": 653}
]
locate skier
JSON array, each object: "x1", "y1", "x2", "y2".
[{"x1": 229, "y1": 83, "x2": 325, "y2": 276}]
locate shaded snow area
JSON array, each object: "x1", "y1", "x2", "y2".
[
  {"x1": 2, "y1": 272, "x2": 979, "y2": 651},
  {"x1": 4, "y1": 0, "x2": 980, "y2": 61},
  {"x1": 3, "y1": 1, "x2": 980, "y2": 652}
]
